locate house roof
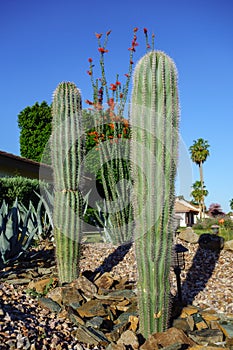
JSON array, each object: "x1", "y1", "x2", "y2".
[
  {"x1": 175, "y1": 198, "x2": 199, "y2": 213},
  {"x1": 0, "y1": 150, "x2": 53, "y2": 182}
]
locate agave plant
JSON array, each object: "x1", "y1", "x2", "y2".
[
  {"x1": 0, "y1": 194, "x2": 54, "y2": 266},
  {"x1": 0, "y1": 199, "x2": 38, "y2": 265}
]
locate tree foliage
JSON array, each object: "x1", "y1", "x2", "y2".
[
  {"x1": 18, "y1": 101, "x2": 52, "y2": 164},
  {"x1": 189, "y1": 138, "x2": 210, "y2": 219},
  {"x1": 191, "y1": 180, "x2": 208, "y2": 210},
  {"x1": 208, "y1": 203, "x2": 225, "y2": 217}
]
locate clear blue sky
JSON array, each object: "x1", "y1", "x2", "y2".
[{"x1": 1, "y1": 0, "x2": 233, "y2": 212}]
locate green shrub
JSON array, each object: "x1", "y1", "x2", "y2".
[{"x1": 0, "y1": 176, "x2": 50, "y2": 207}]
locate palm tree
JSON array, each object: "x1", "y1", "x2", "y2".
[
  {"x1": 189, "y1": 138, "x2": 210, "y2": 219},
  {"x1": 191, "y1": 180, "x2": 208, "y2": 216},
  {"x1": 229, "y1": 198, "x2": 233, "y2": 212}
]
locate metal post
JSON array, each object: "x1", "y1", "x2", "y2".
[{"x1": 174, "y1": 266, "x2": 182, "y2": 302}]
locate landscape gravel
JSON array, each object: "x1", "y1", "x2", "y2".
[{"x1": 0, "y1": 238, "x2": 232, "y2": 349}]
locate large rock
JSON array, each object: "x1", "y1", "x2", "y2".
[
  {"x1": 117, "y1": 330, "x2": 139, "y2": 349},
  {"x1": 179, "y1": 228, "x2": 199, "y2": 244},
  {"x1": 224, "y1": 239, "x2": 233, "y2": 251},
  {"x1": 141, "y1": 327, "x2": 196, "y2": 349}
]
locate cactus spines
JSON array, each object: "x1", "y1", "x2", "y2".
[
  {"x1": 52, "y1": 82, "x2": 83, "y2": 285},
  {"x1": 131, "y1": 51, "x2": 180, "y2": 337}
]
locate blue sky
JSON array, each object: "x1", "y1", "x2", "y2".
[{"x1": 1, "y1": 0, "x2": 233, "y2": 212}]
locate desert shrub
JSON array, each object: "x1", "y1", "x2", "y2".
[{"x1": 0, "y1": 176, "x2": 50, "y2": 207}]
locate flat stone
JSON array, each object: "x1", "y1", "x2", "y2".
[
  {"x1": 105, "y1": 321, "x2": 130, "y2": 342},
  {"x1": 188, "y1": 329, "x2": 224, "y2": 344},
  {"x1": 94, "y1": 272, "x2": 115, "y2": 289},
  {"x1": 76, "y1": 299, "x2": 108, "y2": 318},
  {"x1": 72, "y1": 275, "x2": 98, "y2": 299},
  {"x1": 38, "y1": 297, "x2": 62, "y2": 313},
  {"x1": 200, "y1": 311, "x2": 220, "y2": 324},
  {"x1": 117, "y1": 330, "x2": 139, "y2": 349},
  {"x1": 71, "y1": 324, "x2": 109, "y2": 346},
  {"x1": 106, "y1": 343, "x2": 126, "y2": 350},
  {"x1": 140, "y1": 334, "x2": 159, "y2": 350},
  {"x1": 218, "y1": 321, "x2": 233, "y2": 338},
  {"x1": 86, "y1": 316, "x2": 105, "y2": 329},
  {"x1": 180, "y1": 305, "x2": 199, "y2": 317},
  {"x1": 192, "y1": 313, "x2": 208, "y2": 330},
  {"x1": 27, "y1": 277, "x2": 55, "y2": 294},
  {"x1": 68, "y1": 306, "x2": 85, "y2": 326},
  {"x1": 173, "y1": 317, "x2": 194, "y2": 332},
  {"x1": 6, "y1": 278, "x2": 31, "y2": 285},
  {"x1": 153, "y1": 327, "x2": 196, "y2": 347}
]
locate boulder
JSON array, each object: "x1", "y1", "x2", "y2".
[{"x1": 179, "y1": 228, "x2": 199, "y2": 244}]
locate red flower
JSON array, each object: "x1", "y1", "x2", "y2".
[
  {"x1": 147, "y1": 44, "x2": 151, "y2": 49},
  {"x1": 115, "y1": 81, "x2": 121, "y2": 86},
  {"x1": 124, "y1": 73, "x2": 129, "y2": 78},
  {"x1": 133, "y1": 27, "x2": 138, "y2": 32},
  {"x1": 144, "y1": 28, "x2": 148, "y2": 34},
  {"x1": 106, "y1": 30, "x2": 111, "y2": 36},
  {"x1": 95, "y1": 33, "x2": 102, "y2": 39},
  {"x1": 120, "y1": 93, "x2": 124, "y2": 99},
  {"x1": 130, "y1": 60, "x2": 134, "y2": 65},
  {"x1": 85, "y1": 99, "x2": 94, "y2": 105},
  {"x1": 98, "y1": 47, "x2": 109, "y2": 53},
  {"x1": 110, "y1": 83, "x2": 117, "y2": 91},
  {"x1": 87, "y1": 70, "x2": 92, "y2": 76},
  {"x1": 88, "y1": 57, "x2": 93, "y2": 63}
]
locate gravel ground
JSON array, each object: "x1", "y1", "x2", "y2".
[{"x1": 0, "y1": 239, "x2": 232, "y2": 349}]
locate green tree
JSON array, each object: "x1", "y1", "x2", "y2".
[
  {"x1": 18, "y1": 101, "x2": 52, "y2": 164},
  {"x1": 229, "y1": 198, "x2": 233, "y2": 211},
  {"x1": 191, "y1": 180, "x2": 208, "y2": 215},
  {"x1": 189, "y1": 138, "x2": 210, "y2": 218}
]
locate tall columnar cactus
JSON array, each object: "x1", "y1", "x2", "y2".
[
  {"x1": 130, "y1": 51, "x2": 179, "y2": 337},
  {"x1": 51, "y1": 82, "x2": 83, "y2": 285}
]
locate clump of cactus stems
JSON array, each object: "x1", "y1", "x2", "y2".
[
  {"x1": 131, "y1": 50, "x2": 180, "y2": 337},
  {"x1": 51, "y1": 82, "x2": 84, "y2": 285},
  {"x1": 84, "y1": 29, "x2": 139, "y2": 244}
]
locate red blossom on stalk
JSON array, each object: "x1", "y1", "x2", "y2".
[
  {"x1": 98, "y1": 47, "x2": 109, "y2": 53},
  {"x1": 85, "y1": 99, "x2": 94, "y2": 105},
  {"x1": 124, "y1": 73, "x2": 129, "y2": 78},
  {"x1": 147, "y1": 44, "x2": 151, "y2": 49},
  {"x1": 106, "y1": 30, "x2": 111, "y2": 36},
  {"x1": 120, "y1": 93, "x2": 124, "y2": 98},
  {"x1": 88, "y1": 58, "x2": 93, "y2": 63},
  {"x1": 144, "y1": 28, "x2": 148, "y2": 34},
  {"x1": 110, "y1": 83, "x2": 117, "y2": 91},
  {"x1": 115, "y1": 81, "x2": 121, "y2": 86},
  {"x1": 95, "y1": 33, "x2": 102, "y2": 39},
  {"x1": 87, "y1": 70, "x2": 92, "y2": 76},
  {"x1": 133, "y1": 27, "x2": 138, "y2": 32}
]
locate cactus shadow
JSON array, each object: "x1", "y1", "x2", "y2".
[
  {"x1": 89, "y1": 242, "x2": 133, "y2": 280},
  {"x1": 178, "y1": 235, "x2": 223, "y2": 306}
]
